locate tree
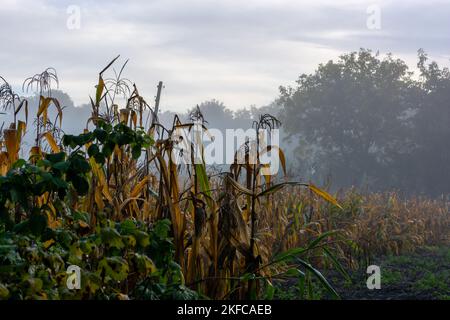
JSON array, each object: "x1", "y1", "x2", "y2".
[
  {"x1": 278, "y1": 49, "x2": 421, "y2": 191},
  {"x1": 411, "y1": 50, "x2": 450, "y2": 195}
]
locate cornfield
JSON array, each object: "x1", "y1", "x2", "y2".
[
  {"x1": 0, "y1": 57, "x2": 448, "y2": 300},
  {"x1": 272, "y1": 188, "x2": 449, "y2": 269}
]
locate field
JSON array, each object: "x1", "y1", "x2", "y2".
[
  {"x1": 0, "y1": 59, "x2": 449, "y2": 300},
  {"x1": 275, "y1": 246, "x2": 450, "y2": 300}
]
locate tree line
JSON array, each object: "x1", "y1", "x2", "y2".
[{"x1": 278, "y1": 49, "x2": 450, "y2": 196}]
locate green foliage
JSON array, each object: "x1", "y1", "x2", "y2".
[
  {"x1": 63, "y1": 121, "x2": 154, "y2": 163},
  {"x1": 0, "y1": 150, "x2": 91, "y2": 230},
  {"x1": 0, "y1": 120, "x2": 193, "y2": 300},
  {"x1": 0, "y1": 218, "x2": 197, "y2": 300}
]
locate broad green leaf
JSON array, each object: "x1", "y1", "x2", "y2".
[
  {"x1": 100, "y1": 227, "x2": 124, "y2": 249},
  {"x1": 97, "y1": 257, "x2": 129, "y2": 282},
  {"x1": 295, "y1": 257, "x2": 340, "y2": 300}
]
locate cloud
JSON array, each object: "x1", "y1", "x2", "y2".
[{"x1": 0, "y1": 0, "x2": 449, "y2": 112}]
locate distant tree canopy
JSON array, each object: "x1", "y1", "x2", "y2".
[{"x1": 278, "y1": 49, "x2": 450, "y2": 196}]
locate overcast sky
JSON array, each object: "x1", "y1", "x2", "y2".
[{"x1": 1, "y1": 0, "x2": 450, "y2": 112}]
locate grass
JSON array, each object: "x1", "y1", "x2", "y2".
[
  {"x1": 326, "y1": 246, "x2": 449, "y2": 300},
  {"x1": 274, "y1": 246, "x2": 450, "y2": 300}
]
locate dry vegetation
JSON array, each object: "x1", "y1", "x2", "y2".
[
  {"x1": 0, "y1": 57, "x2": 448, "y2": 300},
  {"x1": 273, "y1": 189, "x2": 449, "y2": 268}
]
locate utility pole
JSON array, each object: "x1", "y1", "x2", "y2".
[{"x1": 154, "y1": 81, "x2": 163, "y2": 116}]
